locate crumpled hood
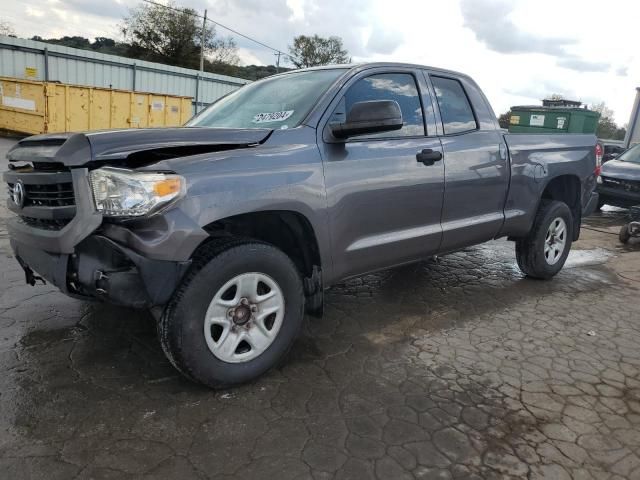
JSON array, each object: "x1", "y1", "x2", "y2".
[
  {"x1": 601, "y1": 159, "x2": 640, "y2": 181},
  {"x1": 6, "y1": 127, "x2": 272, "y2": 167}
]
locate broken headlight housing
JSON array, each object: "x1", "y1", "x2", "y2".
[{"x1": 89, "y1": 167, "x2": 185, "y2": 217}]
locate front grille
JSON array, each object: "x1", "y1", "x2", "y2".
[
  {"x1": 7, "y1": 182, "x2": 75, "y2": 207},
  {"x1": 26, "y1": 182, "x2": 74, "y2": 207},
  {"x1": 601, "y1": 177, "x2": 640, "y2": 194},
  {"x1": 5, "y1": 165, "x2": 77, "y2": 230}
]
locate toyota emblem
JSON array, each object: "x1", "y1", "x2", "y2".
[{"x1": 12, "y1": 181, "x2": 25, "y2": 208}]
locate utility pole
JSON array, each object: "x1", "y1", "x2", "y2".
[
  {"x1": 275, "y1": 52, "x2": 281, "y2": 73},
  {"x1": 200, "y1": 9, "x2": 207, "y2": 72}
]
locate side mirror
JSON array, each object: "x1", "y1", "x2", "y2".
[{"x1": 330, "y1": 100, "x2": 403, "y2": 139}]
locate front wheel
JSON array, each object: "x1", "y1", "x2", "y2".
[
  {"x1": 516, "y1": 200, "x2": 573, "y2": 279},
  {"x1": 619, "y1": 225, "x2": 631, "y2": 244},
  {"x1": 158, "y1": 240, "x2": 305, "y2": 388}
]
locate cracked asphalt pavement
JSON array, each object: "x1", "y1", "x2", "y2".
[{"x1": 1, "y1": 136, "x2": 640, "y2": 479}]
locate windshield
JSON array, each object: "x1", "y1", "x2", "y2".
[
  {"x1": 617, "y1": 143, "x2": 640, "y2": 164},
  {"x1": 187, "y1": 69, "x2": 346, "y2": 129}
]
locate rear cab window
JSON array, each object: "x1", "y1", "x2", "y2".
[
  {"x1": 329, "y1": 72, "x2": 425, "y2": 139},
  {"x1": 430, "y1": 76, "x2": 478, "y2": 135}
]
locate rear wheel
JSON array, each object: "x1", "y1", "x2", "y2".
[
  {"x1": 158, "y1": 240, "x2": 305, "y2": 388},
  {"x1": 516, "y1": 200, "x2": 573, "y2": 279}
]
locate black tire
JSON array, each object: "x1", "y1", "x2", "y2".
[
  {"x1": 158, "y1": 239, "x2": 305, "y2": 388},
  {"x1": 596, "y1": 197, "x2": 606, "y2": 211},
  {"x1": 516, "y1": 200, "x2": 573, "y2": 279},
  {"x1": 619, "y1": 225, "x2": 631, "y2": 244}
]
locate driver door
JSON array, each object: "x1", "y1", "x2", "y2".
[{"x1": 318, "y1": 68, "x2": 445, "y2": 280}]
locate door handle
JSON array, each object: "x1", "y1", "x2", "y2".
[{"x1": 416, "y1": 149, "x2": 443, "y2": 166}]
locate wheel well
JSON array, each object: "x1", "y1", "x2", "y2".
[
  {"x1": 200, "y1": 210, "x2": 321, "y2": 276},
  {"x1": 541, "y1": 175, "x2": 581, "y2": 240}
]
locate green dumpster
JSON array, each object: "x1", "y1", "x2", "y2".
[{"x1": 508, "y1": 106, "x2": 600, "y2": 134}]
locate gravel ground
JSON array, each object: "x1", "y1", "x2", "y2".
[{"x1": 1, "y1": 136, "x2": 639, "y2": 479}]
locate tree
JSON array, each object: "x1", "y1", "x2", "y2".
[
  {"x1": 32, "y1": 35, "x2": 130, "y2": 56},
  {"x1": 591, "y1": 102, "x2": 626, "y2": 140},
  {"x1": 121, "y1": 2, "x2": 238, "y2": 70},
  {"x1": 93, "y1": 37, "x2": 116, "y2": 50},
  {"x1": 0, "y1": 19, "x2": 16, "y2": 37},
  {"x1": 40, "y1": 36, "x2": 91, "y2": 50},
  {"x1": 498, "y1": 111, "x2": 511, "y2": 129},
  {"x1": 288, "y1": 35, "x2": 349, "y2": 68},
  {"x1": 591, "y1": 101, "x2": 614, "y2": 120},
  {"x1": 28, "y1": 33, "x2": 285, "y2": 80},
  {"x1": 595, "y1": 116, "x2": 626, "y2": 140}
]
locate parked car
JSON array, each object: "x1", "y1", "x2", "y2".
[
  {"x1": 598, "y1": 142, "x2": 640, "y2": 208},
  {"x1": 4, "y1": 63, "x2": 598, "y2": 387},
  {"x1": 598, "y1": 139, "x2": 626, "y2": 163}
]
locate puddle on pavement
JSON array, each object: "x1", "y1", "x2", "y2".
[
  {"x1": 324, "y1": 239, "x2": 623, "y2": 353},
  {"x1": 564, "y1": 248, "x2": 613, "y2": 268},
  {"x1": 1, "y1": 226, "x2": 634, "y2": 479},
  {"x1": 584, "y1": 205, "x2": 635, "y2": 229},
  {"x1": 19, "y1": 325, "x2": 86, "y2": 348}
]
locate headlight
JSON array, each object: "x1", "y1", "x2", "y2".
[{"x1": 89, "y1": 167, "x2": 185, "y2": 217}]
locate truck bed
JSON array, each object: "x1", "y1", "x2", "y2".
[{"x1": 500, "y1": 133, "x2": 598, "y2": 238}]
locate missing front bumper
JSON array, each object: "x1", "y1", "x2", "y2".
[{"x1": 11, "y1": 235, "x2": 190, "y2": 309}]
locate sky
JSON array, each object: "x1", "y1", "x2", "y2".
[{"x1": 2, "y1": 0, "x2": 638, "y2": 124}]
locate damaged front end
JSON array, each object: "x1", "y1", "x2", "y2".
[
  {"x1": 4, "y1": 126, "x2": 270, "y2": 308},
  {"x1": 11, "y1": 236, "x2": 190, "y2": 308}
]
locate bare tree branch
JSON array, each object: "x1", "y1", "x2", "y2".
[{"x1": 0, "y1": 19, "x2": 16, "y2": 37}]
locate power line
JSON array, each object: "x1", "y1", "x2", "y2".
[{"x1": 140, "y1": 0, "x2": 293, "y2": 61}]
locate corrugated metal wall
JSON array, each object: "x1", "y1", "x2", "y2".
[{"x1": 0, "y1": 35, "x2": 250, "y2": 115}]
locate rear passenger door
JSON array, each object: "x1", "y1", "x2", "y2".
[
  {"x1": 426, "y1": 73, "x2": 509, "y2": 252},
  {"x1": 319, "y1": 68, "x2": 445, "y2": 281}
]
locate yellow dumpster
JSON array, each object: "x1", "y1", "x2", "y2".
[{"x1": 0, "y1": 76, "x2": 193, "y2": 135}]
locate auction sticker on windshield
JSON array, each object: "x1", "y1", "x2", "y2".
[{"x1": 252, "y1": 110, "x2": 294, "y2": 123}]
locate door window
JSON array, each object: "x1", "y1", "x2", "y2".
[
  {"x1": 330, "y1": 73, "x2": 425, "y2": 138},
  {"x1": 431, "y1": 76, "x2": 477, "y2": 135}
]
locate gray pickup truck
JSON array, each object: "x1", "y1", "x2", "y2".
[{"x1": 4, "y1": 63, "x2": 598, "y2": 387}]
